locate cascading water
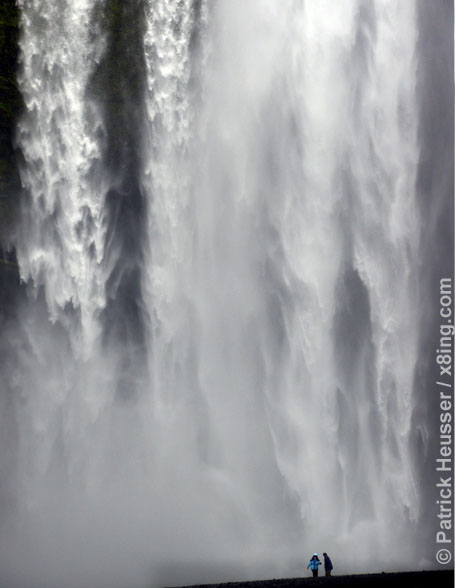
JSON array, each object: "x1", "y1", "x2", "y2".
[{"x1": 0, "y1": 1, "x2": 445, "y2": 587}]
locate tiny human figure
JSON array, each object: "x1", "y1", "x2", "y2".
[
  {"x1": 307, "y1": 553, "x2": 322, "y2": 577},
  {"x1": 323, "y1": 552, "x2": 333, "y2": 577}
]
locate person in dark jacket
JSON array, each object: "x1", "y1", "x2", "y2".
[
  {"x1": 307, "y1": 553, "x2": 322, "y2": 577},
  {"x1": 323, "y1": 552, "x2": 333, "y2": 577}
]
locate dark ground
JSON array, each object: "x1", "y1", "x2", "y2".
[{"x1": 170, "y1": 571, "x2": 454, "y2": 588}]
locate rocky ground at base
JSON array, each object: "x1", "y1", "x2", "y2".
[{"x1": 168, "y1": 570, "x2": 453, "y2": 588}]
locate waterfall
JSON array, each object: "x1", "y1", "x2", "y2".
[{"x1": 0, "y1": 1, "x2": 440, "y2": 587}]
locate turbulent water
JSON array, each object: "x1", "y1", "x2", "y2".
[{"x1": 0, "y1": 1, "x2": 449, "y2": 587}]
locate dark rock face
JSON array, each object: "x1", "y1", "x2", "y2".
[
  {"x1": 0, "y1": 0, "x2": 22, "y2": 206},
  {"x1": 89, "y1": 0, "x2": 149, "y2": 399},
  {"x1": 0, "y1": 1, "x2": 22, "y2": 307}
]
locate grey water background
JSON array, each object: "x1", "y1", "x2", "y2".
[{"x1": 0, "y1": 1, "x2": 453, "y2": 587}]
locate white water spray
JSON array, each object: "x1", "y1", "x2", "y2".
[{"x1": 2, "y1": 2, "x2": 423, "y2": 587}]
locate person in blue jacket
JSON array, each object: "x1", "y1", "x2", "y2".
[
  {"x1": 307, "y1": 553, "x2": 322, "y2": 577},
  {"x1": 323, "y1": 552, "x2": 333, "y2": 577}
]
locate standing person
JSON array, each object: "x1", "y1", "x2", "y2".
[
  {"x1": 307, "y1": 553, "x2": 322, "y2": 577},
  {"x1": 323, "y1": 552, "x2": 333, "y2": 577}
]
